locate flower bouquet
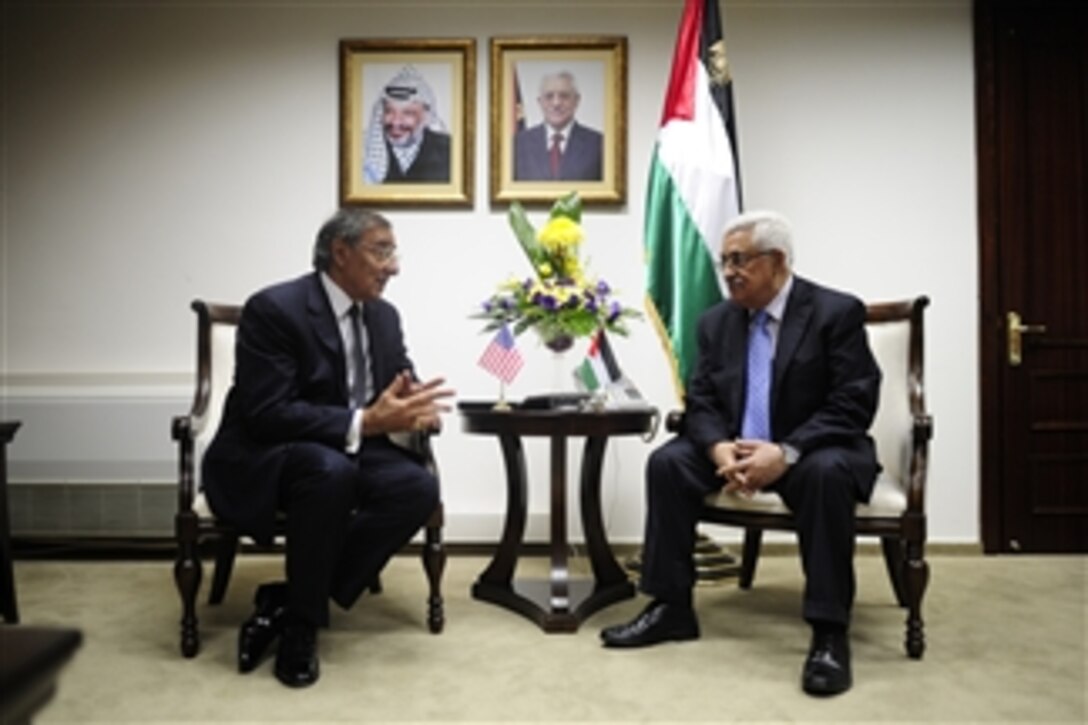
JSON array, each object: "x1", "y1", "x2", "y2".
[{"x1": 473, "y1": 192, "x2": 641, "y2": 353}]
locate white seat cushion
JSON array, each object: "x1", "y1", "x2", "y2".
[
  {"x1": 192, "y1": 491, "x2": 215, "y2": 519},
  {"x1": 703, "y1": 472, "x2": 907, "y2": 518}
]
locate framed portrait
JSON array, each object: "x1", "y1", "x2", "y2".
[
  {"x1": 340, "y1": 38, "x2": 476, "y2": 207},
  {"x1": 490, "y1": 36, "x2": 627, "y2": 206}
]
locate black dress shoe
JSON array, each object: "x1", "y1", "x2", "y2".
[
  {"x1": 237, "y1": 582, "x2": 287, "y2": 674},
  {"x1": 802, "y1": 629, "x2": 852, "y2": 696},
  {"x1": 600, "y1": 600, "x2": 700, "y2": 648},
  {"x1": 275, "y1": 621, "x2": 320, "y2": 688}
]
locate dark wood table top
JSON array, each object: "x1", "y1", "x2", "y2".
[
  {"x1": 0, "y1": 625, "x2": 82, "y2": 723},
  {"x1": 458, "y1": 400, "x2": 657, "y2": 437},
  {"x1": 0, "y1": 422, "x2": 19, "y2": 444}
]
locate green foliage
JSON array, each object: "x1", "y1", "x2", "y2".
[{"x1": 474, "y1": 192, "x2": 640, "y2": 348}]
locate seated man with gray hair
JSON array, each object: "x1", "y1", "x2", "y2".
[
  {"x1": 202, "y1": 208, "x2": 454, "y2": 688},
  {"x1": 599, "y1": 211, "x2": 881, "y2": 698},
  {"x1": 364, "y1": 66, "x2": 451, "y2": 184}
]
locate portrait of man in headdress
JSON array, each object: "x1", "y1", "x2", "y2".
[{"x1": 363, "y1": 66, "x2": 451, "y2": 184}]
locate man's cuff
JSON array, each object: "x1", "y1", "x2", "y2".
[
  {"x1": 345, "y1": 408, "x2": 365, "y2": 454},
  {"x1": 779, "y1": 442, "x2": 800, "y2": 466}
]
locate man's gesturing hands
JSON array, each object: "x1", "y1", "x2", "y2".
[{"x1": 362, "y1": 371, "x2": 455, "y2": 436}]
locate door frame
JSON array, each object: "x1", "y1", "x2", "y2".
[{"x1": 974, "y1": 0, "x2": 1006, "y2": 553}]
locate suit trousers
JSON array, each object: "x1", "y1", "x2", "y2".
[
  {"x1": 277, "y1": 438, "x2": 439, "y2": 627},
  {"x1": 639, "y1": 436, "x2": 876, "y2": 626}
]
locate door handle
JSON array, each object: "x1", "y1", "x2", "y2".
[{"x1": 1007, "y1": 311, "x2": 1047, "y2": 366}]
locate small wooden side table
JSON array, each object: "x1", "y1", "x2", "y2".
[
  {"x1": 459, "y1": 402, "x2": 655, "y2": 633},
  {"x1": 0, "y1": 421, "x2": 21, "y2": 624},
  {"x1": 0, "y1": 625, "x2": 82, "y2": 723}
]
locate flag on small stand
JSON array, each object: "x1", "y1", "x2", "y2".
[
  {"x1": 576, "y1": 330, "x2": 622, "y2": 392},
  {"x1": 644, "y1": 0, "x2": 743, "y2": 400},
  {"x1": 478, "y1": 324, "x2": 524, "y2": 384}
]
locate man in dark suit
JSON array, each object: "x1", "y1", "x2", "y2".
[
  {"x1": 363, "y1": 66, "x2": 451, "y2": 184},
  {"x1": 202, "y1": 209, "x2": 454, "y2": 688},
  {"x1": 600, "y1": 211, "x2": 881, "y2": 697},
  {"x1": 513, "y1": 71, "x2": 603, "y2": 181}
]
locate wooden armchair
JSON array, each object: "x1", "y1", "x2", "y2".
[
  {"x1": 669, "y1": 296, "x2": 932, "y2": 658},
  {"x1": 172, "y1": 300, "x2": 446, "y2": 658}
]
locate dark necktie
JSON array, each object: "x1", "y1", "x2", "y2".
[
  {"x1": 549, "y1": 133, "x2": 562, "y2": 179},
  {"x1": 347, "y1": 304, "x2": 371, "y2": 408},
  {"x1": 741, "y1": 310, "x2": 773, "y2": 440}
]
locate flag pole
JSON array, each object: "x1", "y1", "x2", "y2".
[{"x1": 494, "y1": 380, "x2": 511, "y2": 411}]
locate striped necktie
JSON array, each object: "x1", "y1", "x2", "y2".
[
  {"x1": 549, "y1": 133, "x2": 562, "y2": 178},
  {"x1": 741, "y1": 310, "x2": 773, "y2": 440},
  {"x1": 347, "y1": 304, "x2": 371, "y2": 407}
]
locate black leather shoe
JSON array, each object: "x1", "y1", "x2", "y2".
[
  {"x1": 600, "y1": 600, "x2": 700, "y2": 648},
  {"x1": 237, "y1": 582, "x2": 287, "y2": 674},
  {"x1": 802, "y1": 629, "x2": 852, "y2": 696},
  {"x1": 274, "y1": 621, "x2": 319, "y2": 688}
]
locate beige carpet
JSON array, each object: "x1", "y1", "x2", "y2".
[{"x1": 10, "y1": 550, "x2": 1087, "y2": 723}]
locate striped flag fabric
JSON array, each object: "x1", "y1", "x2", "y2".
[
  {"x1": 477, "y1": 324, "x2": 524, "y2": 384},
  {"x1": 513, "y1": 68, "x2": 526, "y2": 133},
  {"x1": 644, "y1": 0, "x2": 743, "y2": 400},
  {"x1": 575, "y1": 330, "x2": 622, "y2": 392}
]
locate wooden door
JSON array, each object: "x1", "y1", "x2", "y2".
[{"x1": 977, "y1": 0, "x2": 1088, "y2": 552}]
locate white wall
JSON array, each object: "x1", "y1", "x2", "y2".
[{"x1": 0, "y1": 0, "x2": 978, "y2": 543}]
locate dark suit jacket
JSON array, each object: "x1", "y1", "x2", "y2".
[
  {"x1": 202, "y1": 272, "x2": 414, "y2": 544},
  {"x1": 513, "y1": 122, "x2": 603, "y2": 181},
  {"x1": 684, "y1": 276, "x2": 882, "y2": 497},
  {"x1": 384, "y1": 128, "x2": 451, "y2": 183}
]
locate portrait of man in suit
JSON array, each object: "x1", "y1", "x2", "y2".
[
  {"x1": 363, "y1": 65, "x2": 451, "y2": 184},
  {"x1": 513, "y1": 70, "x2": 603, "y2": 182}
]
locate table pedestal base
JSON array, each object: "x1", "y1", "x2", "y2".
[
  {"x1": 473, "y1": 577, "x2": 635, "y2": 633},
  {"x1": 458, "y1": 403, "x2": 655, "y2": 634}
]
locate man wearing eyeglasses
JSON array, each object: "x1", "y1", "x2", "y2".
[
  {"x1": 600, "y1": 210, "x2": 881, "y2": 697},
  {"x1": 202, "y1": 208, "x2": 454, "y2": 688}
]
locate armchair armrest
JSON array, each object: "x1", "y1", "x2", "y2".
[{"x1": 665, "y1": 409, "x2": 686, "y2": 435}]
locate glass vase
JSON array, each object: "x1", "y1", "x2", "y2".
[{"x1": 542, "y1": 333, "x2": 574, "y2": 353}]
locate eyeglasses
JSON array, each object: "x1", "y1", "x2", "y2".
[
  {"x1": 716, "y1": 249, "x2": 772, "y2": 272},
  {"x1": 361, "y1": 243, "x2": 399, "y2": 263}
]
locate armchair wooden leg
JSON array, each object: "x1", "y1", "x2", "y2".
[
  {"x1": 208, "y1": 531, "x2": 239, "y2": 605},
  {"x1": 739, "y1": 527, "x2": 763, "y2": 590},
  {"x1": 904, "y1": 539, "x2": 928, "y2": 659},
  {"x1": 880, "y1": 536, "x2": 909, "y2": 607},
  {"x1": 174, "y1": 512, "x2": 202, "y2": 658},
  {"x1": 423, "y1": 507, "x2": 446, "y2": 634}
]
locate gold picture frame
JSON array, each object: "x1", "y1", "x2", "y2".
[
  {"x1": 489, "y1": 36, "x2": 627, "y2": 206},
  {"x1": 340, "y1": 38, "x2": 476, "y2": 207}
]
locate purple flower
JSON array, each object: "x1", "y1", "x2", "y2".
[
  {"x1": 596, "y1": 280, "x2": 611, "y2": 296},
  {"x1": 608, "y1": 301, "x2": 622, "y2": 322},
  {"x1": 482, "y1": 300, "x2": 493, "y2": 313}
]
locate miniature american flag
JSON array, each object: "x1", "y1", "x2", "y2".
[{"x1": 477, "y1": 324, "x2": 524, "y2": 383}]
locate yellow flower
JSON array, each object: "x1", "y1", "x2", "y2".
[
  {"x1": 562, "y1": 256, "x2": 583, "y2": 280},
  {"x1": 537, "y1": 217, "x2": 584, "y2": 253},
  {"x1": 537, "y1": 262, "x2": 554, "y2": 278}
]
